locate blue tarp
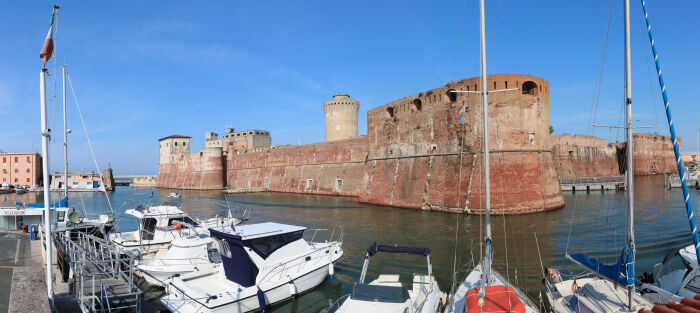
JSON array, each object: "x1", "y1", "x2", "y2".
[
  {"x1": 367, "y1": 242, "x2": 431, "y2": 257},
  {"x1": 567, "y1": 245, "x2": 634, "y2": 286},
  {"x1": 15, "y1": 196, "x2": 68, "y2": 208}
]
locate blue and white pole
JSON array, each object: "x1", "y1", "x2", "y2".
[{"x1": 640, "y1": 0, "x2": 700, "y2": 264}]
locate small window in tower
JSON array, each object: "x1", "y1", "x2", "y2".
[
  {"x1": 174, "y1": 142, "x2": 178, "y2": 146},
  {"x1": 522, "y1": 81, "x2": 538, "y2": 96},
  {"x1": 183, "y1": 142, "x2": 186, "y2": 146},
  {"x1": 505, "y1": 81, "x2": 508, "y2": 88},
  {"x1": 26, "y1": 168, "x2": 29, "y2": 173},
  {"x1": 200, "y1": 152, "x2": 203, "y2": 157},
  {"x1": 493, "y1": 81, "x2": 497, "y2": 89},
  {"x1": 412, "y1": 99, "x2": 422, "y2": 111},
  {"x1": 386, "y1": 107, "x2": 394, "y2": 119},
  {"x1": 306, "y1": 179, "x2": 313, "y2": 191},
  {"x1": 447, "y1": 90, "x2": 457, "y2": 102}
]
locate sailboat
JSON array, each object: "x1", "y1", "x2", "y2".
[
  {"x1": 543, "y1": 1, "x2": 655, "y2": 313},
  {"x1": 443, "y1": 1, "x2": 539, "y2": 312},
  {"x1": 634, "y1": 0, "x2": 700, "y2": 304}
]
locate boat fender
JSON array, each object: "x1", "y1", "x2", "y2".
[
  {"x1": 328, "y1": 263, "x2": 334, "y2": 276},
  {"x1": 256, "y1": 288, "x2": 267, "y2": 311},
  {"x1": 288, "y1": 282, "x2": 297, "y2": 295},
  {"x1": 170, "y1": 224, "x2": 183, "y2": 229}
]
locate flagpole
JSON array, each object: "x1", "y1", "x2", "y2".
[{"x1": 40, "y1": 67, "x2": 54, "y2": 306}]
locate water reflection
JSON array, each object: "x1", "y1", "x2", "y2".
[{"x1": 3, "y1": 174, "x2": 697, "y2": 312}]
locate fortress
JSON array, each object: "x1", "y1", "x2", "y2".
[{"x1": 157, "y1": 73, "x2": 679, "y2": 214}]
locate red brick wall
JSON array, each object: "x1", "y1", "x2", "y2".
[
  {"x1": 157, "y1": 147, "x2": 224, "y2": 190},
  {"x1": 633, "y1": 133, "x2": 680, "y2": 175},
  {"x1": 225, "y1": 137, "x2": 368, "y2": 196},
  {"x1": 551, "y1": 134, "x2": 620, "y2": 178},
  {"x1": 361, "y1": 74, "x2": 564, "y2": 213}
]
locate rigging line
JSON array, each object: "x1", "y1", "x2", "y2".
[
  {"x1": 587, "y1": 0, "x2": 616, "y2": 137},
  {"x1": 66, "y1": 72, "x2": 114, "y2": 214},
  {"x1": 495, "y1": 0, "x2": 516, "y2": 73},
  {"x1": 450, "y1": 0, "x2": 468, "y2": 81}
]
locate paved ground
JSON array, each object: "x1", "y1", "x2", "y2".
[{"x1": 0, "y1": 231, "x2": 39, "y2": 313}]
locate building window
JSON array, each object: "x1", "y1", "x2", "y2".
[
  {"x1": 2, "y1": 157, "x2": 5, "y2": 163},
  {"x1": 26, "y1": 156, "x2": 30, "y2": 162},
  {"x1": 26, "y1": 169, "x2": 29, "y2": 173},
  {"x1": 174, "y1": 142, "x2": 178, "y2": 146},
  {"x1": 26, "y1": 178, "x2": 30, "y2": 183},
  {"x1": 14, "y1": 178, "x2": 18, "y2": 183},
  {"x1": 2, "y1": 169, "x2": 6, "y2": 174},
  {"x1": 14, "y1": 169, "x2": 18, "y2": 173},
  {"x1": 305, "y1": 179, "x2": 313, "y2": 191},
  {"x1": 183, "y1": 142, "x2": 186, "y2": 146},
  {"x1": 14, "y1": 157, "x2": 18, "y2": 162},
  {"x1": 412, "y1": 99, "x2": 422, "y2": 111},
  {"x1": 335, "y1": 179, "x2": 343, "y2": 192},
  {"x1": 82, "y1": 175, "x2": 88, "y2": 179},
  {"x1": 522, "y1": 81, "x2": 538, "y2": 95},
  {"x1": 447, "y1": 90, "x2": 457, "y2": 102},
  {"x1": 166, "y1": 143, "x2": 169, "y2": 147},
  {"x1": 386, "y1": 107, "x2": 394, "y2": 119}
]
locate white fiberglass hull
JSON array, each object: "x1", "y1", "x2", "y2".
[
  {"x1": 161, "y1": 263, "x2": 331, "y2": 313},
  {"x1": 546, "y1": 277, "x2": 653, "y2": 313},
  {"x1": 445, "y1": 264, "x2": 539, "y2": 313},
  {"x1": 138, "y1": 262, "x2": 218, "y2": 287}
]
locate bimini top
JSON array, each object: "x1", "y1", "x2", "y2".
[
  {"x1": 367, "y1": 242, "x2": 431, "y2": 257},
  {"x1": 209, "y1": 222, "x2": 306, "y2": 240}
]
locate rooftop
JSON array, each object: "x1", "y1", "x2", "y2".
[
  {"x1": 211, "y1": 222, "x2": 306, "y2": 240},
  {"x1": 158, "y1": 134, "x2": 192, "y2": 141}
]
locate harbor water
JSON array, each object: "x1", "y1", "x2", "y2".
[{"x1": 3, "y1": 174, "x2": 698, "y2": 312}]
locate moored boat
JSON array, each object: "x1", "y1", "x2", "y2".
[{"x1": 160, "y1": 222, "x2": 343, "y2": 313}]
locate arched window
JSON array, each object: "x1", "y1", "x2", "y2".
[
  {"x1": 412, "y1": 99, "x2": 422, "y2": 111},
  {"x1": 386, "y1": 107, "x2": 394, "y2": 119},
  {"x1": 522, "y1": 81, "x2": 538, "y2": 95},
  {"x1": 447, "y1": 90, "x2": 457, "y2": 102}
]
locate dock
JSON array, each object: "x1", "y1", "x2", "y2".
[
  {"x1": 53, "y1": 230, "x2": 143, "y2": 312},
  {"x1": 560, "y1": 175, "x2": 625, "y2": 192}
]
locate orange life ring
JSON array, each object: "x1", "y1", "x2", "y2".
[{"x1": 170, "y1": 224, "x2": 183, "y2": 229}]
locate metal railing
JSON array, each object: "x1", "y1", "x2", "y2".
[
  {"x1": 55, "y1": 231, "x2": 142, "y2": 313},
  {"x1": 559, "y1": 175, "x2": 625, "y2": 185}
]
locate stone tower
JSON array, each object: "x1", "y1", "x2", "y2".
[{"x1": 324, "y1": 93, "x2": 359, "y2": 141}]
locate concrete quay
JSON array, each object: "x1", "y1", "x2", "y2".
[{"x1": 0, "y1": 231, "x2": 50, "y2": 313}]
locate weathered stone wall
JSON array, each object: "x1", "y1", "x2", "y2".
[
  {"x1": 551, "y1": 133, "x2": 620, "y2": 178},
  {"x1": 361, "y1": 74, "x2": 564, "y2": 214},
  {"x1": 633, "y1": 133, "x2": 680, "y2": 175},
  {"x1": 225, "y1": 137, "x2": 368, "y2": 196},
  {"x1": 157, "y1": 147, "x2": 224, "y2": 190}
]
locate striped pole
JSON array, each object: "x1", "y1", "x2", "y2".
[{"x1": 640, "y1": 0, "x2": 700, "y2": 264}]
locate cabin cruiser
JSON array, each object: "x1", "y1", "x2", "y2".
[
  {"x1": 136, "y1": 234, "x2": 220, "y2": 287},
  {"x1": 639, "y1": 245, "x2": 700, "y2": 304},
  {"x1": 160, "y1": 222, "x2": 343, "y2": 313},
  {"x1": 333, "y1": 243, "x2": 443, "y2": 313},
  {"x1": 169, "y1": 190, "x2": 182, "y2": 199},
  {"x1": 108, "y1": 205, "x2": 240, "y2": 257}
]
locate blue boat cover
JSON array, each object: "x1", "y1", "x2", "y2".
[
  {"x1": 567, "y1": 245, "x2": 634, "y2": 286},
  {"x1": 16, "y1": 197, "x2": 68, "y2": 208},
  {"x1": 350, "y1": 283, "x2": 410, "y2": 303},
  {"x1": 367, "y1": 242, "x2": 431, "y2": 257}
]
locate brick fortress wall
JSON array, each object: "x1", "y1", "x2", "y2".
[{"x1": 157, "y1": 147, "x2": 225, "y2": 190}]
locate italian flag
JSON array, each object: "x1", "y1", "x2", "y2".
[{"x1": 39, "y1": 9, "x2": 57, "y2": 63}]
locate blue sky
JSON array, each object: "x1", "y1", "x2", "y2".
[{"x1": 0, "y1": 1, "x2": 698, "y2": 174}]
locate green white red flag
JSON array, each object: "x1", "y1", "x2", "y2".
[{"x1": 39, "y1": 9, "x2": 57, "y2": 63}]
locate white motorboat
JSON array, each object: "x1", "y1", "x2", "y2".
[
  {"x1": 169, "y1": 190, "x2": 182, "y2": 199},
  {"x1": 160, "y1": 222, "x2": 343, "y2": 313},
  {"x1": 333, "y1": 243, "x2": 443, "y2": 313},
  {"x1": 108, "y1": 205, "x2": 240, "y2": 257},
  {"x1": 136, "y1": 233, "x2": 219, "y2": 287},
  {"x1": 639, "y1": 245, "x2": 700, "y2": 304}
]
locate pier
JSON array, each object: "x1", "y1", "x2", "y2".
[
  {"x1": 53, "y1": 231, "x2": 142, "y2": 312},
  {"x1": 560, "y1": 175, "x2": 625, "y2": 192}
]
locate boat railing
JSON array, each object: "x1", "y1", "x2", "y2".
[
  {"x1": 319, "y1": 294, "x2": 350, "y2": 313},
  {"x1": 139, "y1": 256, "x2": 211, "y2": 267},
  {"x1": 307, "y1": 227, "x2": 344, "y2": 244},
  {"x1": 255, "y1": 241, "x2": 340, "y2": 286}
]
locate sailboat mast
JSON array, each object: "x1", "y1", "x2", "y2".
[
  {"x1": 40, "y1": 67, "x2": 54, "y2": 304},
  {"x1": 623, "y1": 0, "x2": 635, "y2": 310},
  {"x1": 479, "y1": 0, "x2": 492, "y2": 287},
  {"x1": 62, "y1": 65, "x2": 68, "y2": 200}
]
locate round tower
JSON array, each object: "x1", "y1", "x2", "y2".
[{"x1": 324, "y1": 93, "x2": 359, "y2": 141}]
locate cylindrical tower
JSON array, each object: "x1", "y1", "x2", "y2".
[{"x1": 324, "y1": 93, "x2": 359, "y2": 141}]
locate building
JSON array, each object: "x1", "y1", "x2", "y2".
[
  {"x1": 159, "y1": 135, "x2": 191, "y2": 164},
  {"x1": 324, "y1": 93, "x2": 359, "y2": 141},
  {"x1": 50, "y1": 173, "x2": 104, "y2": 190},
  {"x1": 683, "y1": 153, "x2": 700, "y2": 163},
  {"x1": 221, "y1": 128, "x2": 271, "y2": 154},
  {"x1": 0, "y1": 152, "x2": 42, "y2": 187}
]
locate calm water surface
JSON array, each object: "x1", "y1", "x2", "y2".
[{"x1": 5, "y1": 175, "x2": 698, "y2": 312}]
